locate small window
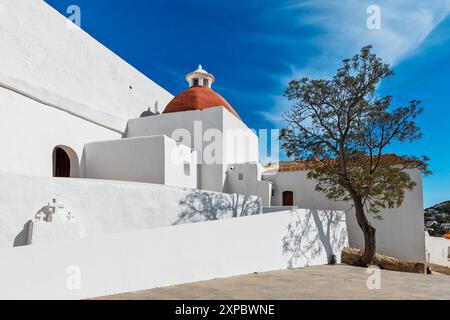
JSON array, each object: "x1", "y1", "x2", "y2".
[
  {"x1": 184, "y1": 163, "x2": 190, "y2": 176},
  {"x1": 193, "y1": 78, "x2": 199, "y2": 86},
  {"x1": 203, "y1": 79, "x2": 209, "y2": 86},
  {"x1": 238, "y1": 173, "x2": 244, "y2": 180}
]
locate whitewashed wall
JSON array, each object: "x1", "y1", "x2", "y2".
[
  {"x1": 263, "y1": 169, "x2": 425, "y2": 262},
  {"x1": 222, "y1": 108, "x2": 259, "y2": 165},
  {"x1": 0, "y1": 0, "x2": 173, "y2": 132},
  {"x1": 426, "y1": 235, "x2": 450, "y2": 267},
  {"x1": 81, "y1": 135, "x2": 198, "y2": 189},
  {"x1": 0, "y1": 87, "x2": 118, "y2": 177},
  {"x1": 226, "y1": 162, "x2": 272, "y2": 206},
  {"x1": 0, "y1": 172, "x2": 262, "y2": 248},
  {"x1": 0, "y1": 209, "x2": 348, "y2": 299},
  {"x1": 0, "y1": 0, "x2": 174, "y2": 178},
  {"x1": 125, "y1": 107, "x2": 260, "y2": 192}
]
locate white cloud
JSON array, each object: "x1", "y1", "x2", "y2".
[
  {"x1": 260, "y1": 0, "x2": 450, "y2": 125},
  {"x1": 284, "y1": 0, "x2": 450, "y2": 64}
]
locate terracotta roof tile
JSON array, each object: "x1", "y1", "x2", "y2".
[
  {"x1": 264, "y1": 154, "x2": 414, "y2": 172},
  {"x1": 163, "y1": 86, "x2": 241, "y2": 120}
]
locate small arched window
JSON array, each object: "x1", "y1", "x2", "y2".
[
  {"x1": 203, "y1": 78, "x2": 209, "y2": 87},
  {"x1": 193, "y1": 78, "x2": 199, "y2": 86},
  {"x1": 282, "y1": 191, "x2": 294, "y2": 206}
]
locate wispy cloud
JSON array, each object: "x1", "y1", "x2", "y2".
[
  {"x1": 294, "y1": 0, "x2": 450, "y2": 64},
  {"x1": 253, "y1": 0, "x2": 450, "y2": 125}
]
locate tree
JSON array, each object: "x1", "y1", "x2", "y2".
[{"x1": 280, "y1": 45, "x2": 430, "y2": 266}]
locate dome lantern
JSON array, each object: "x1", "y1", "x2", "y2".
[{"x1": 185, "y1": 65, "x2": 215, "y2": 88}]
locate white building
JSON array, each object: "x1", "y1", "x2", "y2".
[
  {"x1": 440, "y1": 223, "x2": 450, "y2": 231},
  {"x1": 425, "y1": 221, "x2": 438, "y2": 228},
  {"x1": 426, "y1": 234, "x2": 450, "y2": 267},
  {"x1": 0, "y1": 0, "x2": 429, "y2": 299},
  {"x1": 438, "y1": 213, "x2": 450, "y2": 219}
]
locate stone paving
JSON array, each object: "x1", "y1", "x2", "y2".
[{"x1": 97, "y1": 264, "x2": 450, "y2": 300}]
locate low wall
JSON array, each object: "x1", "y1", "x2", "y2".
[
  {"x1": 0, "y1": 208, "x2": 348, "y2": 299},
  {"x1": 0, "y1": 172, "x2": 261, "y2": 248},
  {"x1": 264, "y1": 206, "x2": 295, "y2": 213},
  {"x1": 426, "y1": 235, "x2": 450, "y2": 267}
]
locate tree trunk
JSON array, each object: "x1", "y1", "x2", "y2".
[
  {"x1": 352, "y1": 195, "x2": 376, "y2": 266},
  {"x1": 342, "y1": 248, "x2": 425, "y2": 274}
]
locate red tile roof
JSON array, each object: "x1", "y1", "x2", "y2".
[
  {"x1": 163, "y1": 86, "x2": 241, "y2": 120},
  {"x1": 264, "y1": 154, "x2": 413, "y2": 172}
]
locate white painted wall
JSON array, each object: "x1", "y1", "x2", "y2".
[
  {"x1": 81, "y1": 135, "x2": 198, "y2": 189},
  {"x1": 0, "y1": 172, "x2": 262, "y2": 248},
  {"x1": 226, "y1": 162, "x2": 272, "y2": 206},
  {"x1": 164, "y1": 137, "x2": 199, "y2": 189},
  {"x1": 0, "y1": 0, "x2": 173, "y2": 132},
  {"x1": 0, "y1": 87, "x2": 118, "y2": 177},
  {"x1": 0, "y1": 0, "x2": 175, "y2": 178},
  {"x1": 222, "y1": 108, "x2": 259, "y2": 165},
  {"x1": 0, "y1": 208, "x2": 348, "y2": 299},
  {"x1": 126, "y1": 107, "x2": 260, "y2": 192},
  {"x1": 263, "y1": 168, "x2": 426, "y2": 262},
  {"x1": 426, "y1": 235, "x2": 450, "y2": 267}
]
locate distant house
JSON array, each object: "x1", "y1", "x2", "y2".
[
  {"x1": 426, "y1": 221, "x2": 438, "y2": 228},
  {"x1": 438, "y1": 213, "x2": 450, "y2": 219},
  {"x1": 425, "y1": 208, "x2": 439, "y2": 214},
  {"x1": 440, "y1": 223, "x2": 450, "y2": 231}
]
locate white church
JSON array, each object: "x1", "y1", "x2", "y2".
[{"x1": 0, "y1": 1, "x2": 426, "y2": 299}]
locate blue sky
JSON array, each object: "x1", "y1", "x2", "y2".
[{"x1": 44, "y1": 0, "x2": 450, "y2": 207}]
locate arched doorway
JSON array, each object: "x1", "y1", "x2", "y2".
[
  {"x1": 53, "y1": 147, "x2": 70, "y2": 177},
  {"x1": 53, "y1": 146, "x2": 79, "y2": 178},
  {"x1": 282, "y1": 191, "x2": 294, "y2": 206}
]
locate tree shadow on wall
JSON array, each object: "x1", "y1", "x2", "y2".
[
  {"x1": 172, "y1": 191, "x2": 262, "y2": 225},
  {"x1": 282, "y1": 209, "x2": 348, "y2": 268}
]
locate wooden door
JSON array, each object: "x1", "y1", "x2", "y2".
[
  {"x1": 282, "y1": 191, "x2": 294, "y2": 206},
  {"x1": 54, "y1": 147, "x2": 71, "y2": 177}
]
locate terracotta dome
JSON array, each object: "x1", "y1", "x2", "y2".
[{"x1": 163, "y1": 86, "x2": 241, "y2": 120}]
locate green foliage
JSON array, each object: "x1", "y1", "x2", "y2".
[{"x1": 280, "y1": 45, "x2": 430, "y2": 219}]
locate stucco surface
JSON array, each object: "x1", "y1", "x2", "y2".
[
  {"x1": 263, "y1": 169, "x2": 426, "y2": 262},
  {"x1": 426, "y1": 235, "x2": 450, "y2": 267},
  {"x1": 126, "y1": 107, "x2": 259, "y2": 192},
  {"x1": 0, "y1": 0, "x2": 173, "y2": 132},
  {"x1": 0, "y1": 86, "x2": 119, "y2": 177},
  {"x1": 0, "y1": 172, "x2": 262, "y2": 248},
  {"x1": 82, "y1": 135, "x2": 198, "y2": 189},
  {"x1": 226, "y1": 162, "x2": 272, "y2": 206},
  {"x1": 0, "y1": 0, "x2": 176, "y2": 178},
  {"x1": 0, "y1": 208, "x2": 347, "y2": 299}
]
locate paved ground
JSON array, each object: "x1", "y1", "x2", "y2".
[{"x1": 97, "y1": 264, "x2": 450, "y2": 300}]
